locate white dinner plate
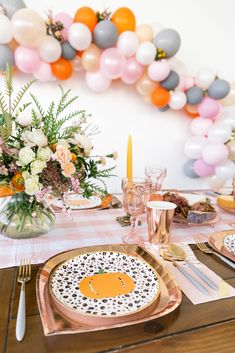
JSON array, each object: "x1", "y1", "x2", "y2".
[{"x1": 53, "y1": 194, "x2": 101, "y2": 210}]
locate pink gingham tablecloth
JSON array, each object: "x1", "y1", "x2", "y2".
[{"x1": 0, "y1": 199, "x2": 234, "y2": 269}]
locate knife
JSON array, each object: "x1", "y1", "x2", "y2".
[
  {"x1": 187, "y1": 262, "x2": 218, "y2": 290},
  {"x1": 173, "y1": 262, "x2": 210, "y2": 295}
]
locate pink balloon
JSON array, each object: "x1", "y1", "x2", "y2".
[
  {"x1": 148, "y1": 60, "x2": 170, "y2": 81},
  {"x1": 54, "y1": 12, "x2": 73, "y2": 42},
  {"x1": 86, "y1": 71, "x2": 111, "y2": 92},
  {"x1": 194, "y1": 159, "x2": 215, "y2": 177},
  {"x1": 15, "y1": 46, "x2": 40, "y2": 74},
  {"x1": 121, "y1": 56, "x2": 144, "y2": 84},
  {"x1": 33, "y1": 61, "x2": 53, "y2": 82},
  {"x1": 190, "y1": 117, "x2": 213, "y2": 136},
  {"x1": 202, "y1": 142, "x2": 228, "y2": 166},
  {"x1": 198, "y1": 97, "x2": 221, "y2": 120},
  {"x1": 183, "y1": 75, "x2": 194, "y2": 90},
  {"x1": 100, "y1": 48, "x2": 126, "y2": 80}
]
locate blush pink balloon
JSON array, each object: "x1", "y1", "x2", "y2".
[
  {"x1": 86, "y1": 71, "x2": 111, "y2": 92},
  {"x1": 202, "y1": 142, "x2": 228, "y2": 166},
  {"x1": 100, "y1": 48, "x2": 126, "y2": 80},
  {"x1": 33, "y1": 61, "x2": 53, "y2": 82},
  {"x1": 198, "y1": 97, "x2": 221, "y2": 120},
  {"x1": 148, "y1": 59, "x2": 170, "y2": 82},
  {"x1": 121, "y1": 56, "x2": 144, "y2": 84},
  {"x1": 183, "y1": 75, "x2": 194, "y2": 90},
  {"x1": 194, "y1": 159, "x2": 215, "y2": 177},
  {"x1": 15, "y1": 46, "x2": 40, "y2": 73},
  {"x1": 54, "y1": 12, "x2": 73, "y2": 42},
  {"x1": 190, "y1": 117, "x2": 213, "y2": 136}
]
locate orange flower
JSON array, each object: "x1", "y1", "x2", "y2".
[
  {"x1": 0, "y1": 185, "x2": 15, "y2": 198},
  {"x1": 71, "y1": 153, "x2": 77, "y2": 162},
  {"x1": 50, "y1": 143, "x2": 57, "y2": 152},
  {"x1": 12, "y1": 172, "x2": 25, "y2": 192}
]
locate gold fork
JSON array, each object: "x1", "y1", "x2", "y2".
[
  {"x1": 197, "y1": 243, "x2": 235, "y2": 270},
  {"x1": 16, "y1": 259, "x2": 31, "y2": 342}
]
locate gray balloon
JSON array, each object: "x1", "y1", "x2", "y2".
[
  {"x1": 61, "y1": 41, "x2": 76, "y2": 60},
  {"x1": 160, "y1": 70, "x2": 179, "y2": 90},
  {"x1": 208, "y1": 79, "x2": 231, "y2": 100},
  {"x1": 186, "y1": 86, "x2": 204, "y2": 105},
  {"x1": 0, "y1": 0, "x2": 26, "y2": 19},
  {"x1": 183, "y1": 159, "x2": 199, "y2": 179},
  {"x1": 0, "y1": 45, "x2": 14, "y2": 71},
  {"x1": 153, "y1": 28, "x2": 181, "y2": 57},
  {"x1": 159, "y1": 105, "x2": 169, "y2": 112},
  {"x1": 93, "y1": 20, "x2": 118, "y2": 49}
]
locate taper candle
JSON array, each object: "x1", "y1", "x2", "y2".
[{"x1": 127, "y1": 135, "x2": 133, "y2": 182}]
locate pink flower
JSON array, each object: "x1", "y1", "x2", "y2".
[
  {"x1": 54, "y1": 145, "x2": 72, "y2": 164},
  {"x1": 62, "y1": 162, "x2": 76, "y2": 177}
]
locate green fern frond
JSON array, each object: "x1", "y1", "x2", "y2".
[
  {"x1": 4, "y1": 64, "x2": 13, "y2": 97},
  {"x1": 56, "y1": 86, "x2": 72, "y2": 116},
  {"x1": 0, "y1": 92, "x2": 7, "y2": 114},
  {"x1": 18, "y1": 102, "x2": 32, "y2": 113},
  {"x1": 31, "y1": 109, "x2": 41, "y2": 128},
  {"x1": 57, "y1": 96, "x2": 78, "y2": 116},
  {"x1": 30, "y1": 93, "x2": 45, "y2": 117},
  {"x1": 46, "y1": 101, "x2": 55, "y2": 117},
  {"x1": 11, "y1": 80, "x2": 36, "y2": 114}
]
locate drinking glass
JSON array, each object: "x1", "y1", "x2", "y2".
[
  {"x1": 122, "y1": 177, "x2": 150, "y2": 245},
  {"x1": 145, "y1": 165, "x2": 167, "y2": 200}
]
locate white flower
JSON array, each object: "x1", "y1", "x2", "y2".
[
  {"x1": 22, "y1": 129, "x2": 48, "y2": 147},
  {"x1": 30, "y1": 159, "x2": 47, "y2": 175},
  {"x1": 22, "y1": 171, "x2": 31, "y2": 180},
  {"x1": 17, "y1": 112, "x2": 33, "y2": 127},
  {"x1": 17, "y1": 147, "x2": 35, "y2": 166},
  {"x1": 74, "y1": 134, "x2": 93, "y2": 156},
  {"x1": 57, "y1": 140, "x2": 70, "y2": 149},
  {"x1": 37, "y1": 147, "x2": 52, "y2": 161},
  {"x1": 24, "y1": 175, "x2": 41, "y2": 195}
]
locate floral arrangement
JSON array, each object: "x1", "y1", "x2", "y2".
[{"x1": 0, "y1": 65, "x2": 116, "y2": 232}]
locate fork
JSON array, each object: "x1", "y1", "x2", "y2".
[
  {"x1": 16, "y1": 259, "x2": 31, "y2": 341},
  {"x1": 197, "y1": 243, "x2": 235, "y2": 270}
]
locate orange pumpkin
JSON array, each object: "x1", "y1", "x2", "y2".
[
  {"x1": 0, "y1": 184, "x2": 15, "y2": 198},
  {"x1": 100, "y1": 194, "x2": 112, "y2": 208},
  {"x1": 79, "y1": 272, "x2": 135, "y2": 299},
  {"x1": 11, "y1": 172, "x2": 25, "y2": 192}
]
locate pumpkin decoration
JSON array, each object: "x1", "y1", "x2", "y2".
[
  {"x1": 79, "y1": 271, "x2": 135, "y2": 299},
  {"x1": 0, "y1": 184, "x2": 15, "y2": 198},
  {"x1": 100, "y1": 194, "x2": 112, "y2": 209},
  {"x1": 11, "y1": 172, "x2": 25, "y2": 192}
]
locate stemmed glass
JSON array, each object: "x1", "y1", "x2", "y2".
[
  {"x1": 122, "y1": 177, "x2": 150, "y2": 245},
  {"x1": 145, "y1": 165, "x2": 167, "y2": 200}
]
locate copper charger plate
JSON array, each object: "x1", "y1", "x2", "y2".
[
  {"x1": 217, "y1": 204, "x2": 235, "y2": 214},
  {"x1": 36, "y1": 244, "x2": 182, "y2": 336},
  {"x1": 209, "y1": 229, "x2": 235, "y2": 262}
]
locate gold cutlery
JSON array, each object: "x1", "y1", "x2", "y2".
[
  {"x1": 197, "y1": 243, "x2": 235, "y2": 270},
  {"x1": 16, "y1": 259, "x2": 31, "y2": 341},
  {"x1": 160, "y1": 248, "x2": 210, "y2": 295}
]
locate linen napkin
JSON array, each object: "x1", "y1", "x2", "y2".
[{"x1": 145, "y1": 242, "x2": 235, "y2": 305}]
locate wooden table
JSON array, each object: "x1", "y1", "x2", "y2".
[{"x1": 1, "y1": 245, "x2": 235, "y2": 353}]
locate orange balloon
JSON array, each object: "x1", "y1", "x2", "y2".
[
  {"x1": 185, "y1": 104, "x2": 199, "y2": 118},
  {"x1": 74, "y1": 6, "x2": 98, "y2": 32},
  {"x1": 151, "y1": 87, "x2": 170, "y2": 108},
  {"x1": 51, "y1": 58, "x2": 73, "y2": 80},
  {"x1": 112, "y1": 7, "x2": 136, "y2": 33}
]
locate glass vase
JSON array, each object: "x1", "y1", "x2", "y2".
[{"x1": 0, "y1": 193, "x2": 55, "y2": 239}]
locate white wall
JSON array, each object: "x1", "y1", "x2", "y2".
[{"x1": 17, "y1": 0, "x2": 235, "y2": 191}]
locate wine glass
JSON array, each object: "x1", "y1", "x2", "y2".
[
  {"x1": 145, "y1": 165, "x2": 167, "y2": 200},
  {"x1": 122, "y1": 177, "x2": 150, "y2": 245}
]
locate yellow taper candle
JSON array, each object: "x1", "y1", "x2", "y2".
[{"x1": 127, "y1": 135, "x2": 133, "y2": 182}]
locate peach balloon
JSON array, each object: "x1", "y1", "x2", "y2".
[
  {"x1": 72, "y1": 55, "x2": 83, "y2": 72},
  {"x1": 81, "y1": 44, "x2": 101, "y2": 72},
  {"x1": 12, "y1": 9, "x2": 46, "y2": 48},
  {"x1": 136, "y1": 73, "x2": 157, "y2": 96},
  {"x1": 135, "y1": 24, "x2": 153, "y2": 42},
  {"x1": 220, "y1": 81, "x2": 235, "y2": 106}
]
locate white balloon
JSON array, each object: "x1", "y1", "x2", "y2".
[
  {"x1": 168, "y1": 57, "x2": 187, "y2": 75},
  {"x1": 215, "y1": 160, "x2": 235, "y2": 180},
  {"x1": 38, "y1": 36, "x2": 62, "y2": 63},
  {"x1": 68, "y1": 23, "x2": 91, "y2": 51},
  {"x1": 117, "y1": 31, "x2": 139, "y2": 57},
  {"x1": 190, "y1": 117, "x2": 213, "y2": 136},
  {"x1": 86, "y1": 71, "x2": 111, "y2": 92},
  {"x1": 207, "y1": 123, "x2": 232, "y2": 143},
  {"x1": 136, "y1": 42, "x2": 156, "y2": 66},
  {"x1": 195, "y1": 67, "x2": 216, "y2": 89},
  {"x1": 0, "y1": 15, "x2": 13, "y2": 44},
  {"x1": 184, "y1": 136, "x2": 208, "y2": 159},
  {"x1": 218, "y1": 112, "x2": 235, "y2": 131},
  {"x1": 205, "y1": 174, "x2": 225, "y2": 192},
  {"x1": 169, "y1": 91, "x2": 187, "y2": 110}
]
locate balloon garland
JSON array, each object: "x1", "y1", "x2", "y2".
[{"x1": 0, "y1": 0, "x2": 235, "y2": 189}]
